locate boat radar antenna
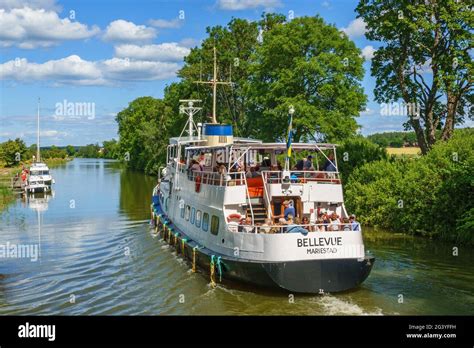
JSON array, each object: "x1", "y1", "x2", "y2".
[
  {"x1": 178, "y1": 99, "x2": 202, "y2": 140},
  {"x1": 194, "y1": 46, "x2": 233, "y2": 124}
]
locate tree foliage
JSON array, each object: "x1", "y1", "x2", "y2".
[
  {"x1": 0, "y1": 138, "x2": 27, "y2": 166},
  {"x1": 169, "y1": 14, "x2": 367, "y2": 142},
  {"x1": 345, "y1": 128, "x2": 474, "y2": 245},
  {"x1": 356, "y1": 0, "x2": 473, "y2": 154},
  {"x1": 116, "y1": 97, "x2": 174, "y2": 174}
]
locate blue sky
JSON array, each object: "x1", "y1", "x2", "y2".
[{"x1": 0, "y1": 0, "x2": 412, "y2": 146}]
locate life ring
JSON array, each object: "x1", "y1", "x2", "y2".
[
  {"x1": 227, "y1": 213, "x2": 242, "y2": 222},
  {"x1": 195, "y1": 175, "x2": 201, "y2": 193}
]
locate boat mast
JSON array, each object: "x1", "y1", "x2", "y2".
[
  {"x1": 37, "y1": 98, "x2": 40, "y2": 162},
  {"x1": 195, "y1": 46, "x2": 232, "y2": 124}
]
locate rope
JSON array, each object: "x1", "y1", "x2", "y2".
[
  {"x1": 216, "y1": 256, "x2": 223, "y2": 282},
  {"x1": 210, "y1": 255, "x2": 216, "y2": 288},
  {"x1": 192, "y1": 246, "x2": 198, "y2": 273}
]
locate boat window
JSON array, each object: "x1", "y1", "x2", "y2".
[
  {"x1": 211, "y1": 216, "x2": 219, "y2": 236},
  {"x1": 180, "y1": 204, "x2": 185, "y2": 218},
  {"x1": 185, "y1": 205, "x2": 190, "y2": 221},
  {"x1": 202, "y1": 213, "x2": 209, "y2": 232},
  {"x1": 165, "y1": 198, "x2": 169, "y2": 211},
  {"x1": 195, "y1": 210, "x2": 202, "y2": 228},
  {"x1": 190, "y1": 207, "x2": 196, "y2": 224}
]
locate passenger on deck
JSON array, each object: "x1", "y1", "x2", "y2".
[
  {"x1": 323, "y1": 153, "x2": 337, "y2": 172},
  {"x1": 198, "y1": 152, "x2": 206, "y2": 167},
  {"x1": 342, "y1": 217, "x2": 351, "y2": 231},
  {"x1": 302, "y1": 216, "x2": 314, "y2": 232},
  {"x1": 240, "y1": 216, "x2": 255, "y2": 233},
  {"x1": 246, "y1": 166, "x2": 258, "y2": 178},
  {"x1": 275, "y1": 200, "x2": 295, "y2": 220},
  {"x1": 286, "y1": 216, "x2": 308, "y2": 235},
  {"x1": 294, "y1": 155, "x2": 313, "y2": 171},
  {"x1": 277, "y1": 218, "x2": 287, "y2": 233},
  {"x1": 260, "y1": 218, "x2": 275, "y2": 234},
  {"x1": 328, "y1": 216, "x2": 340, "y2": 231},
  {"x1": 349, "y1": 215, "x2": 360, "y2": 231},
  {"x1": 315, "y1": 218, "x2": 325, "y2": 232}
]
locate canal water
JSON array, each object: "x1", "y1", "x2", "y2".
[{"x1": 0, "y1": 158, "x2": 473, "y2": 315}]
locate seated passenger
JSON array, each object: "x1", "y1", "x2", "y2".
[
  {"x1": 323, "y1": 153, "x2": 337, "y2": 172},
  {"x1": 286, "y1": 216, "x2": 308, "y2": 235},
  {"x1": 342, "y1": 217, "x2": 351, "y2": 231},
  {"x1": 240, "y1": 216, "x2": 255, "y2": 233},
  {"x1": 328, "y1": 216, "x2": 340, "y2": 231},
  {"x1": 294, "y1": 155, "x2": 313, "y2": 171},
  {"x1": 315, "y1": 218, "x2": 325, "y2": 232},
  {"x1": 260, "y1": 218, "x2": 274, "y2": 234},
  {"x1": 302, "y1": 216, "x2": 314, "y2": 232},
  {"x1": 349, "y1": 214, "x2": 360, "y2": 231}
]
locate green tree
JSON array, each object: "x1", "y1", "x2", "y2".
[
  {"x1": 357, "y1": 0, "x2": 473, "y2": 154},
  {"x1": 65, "y1": 145, "x2": 76, "y2": 156},
  {"x1": 116, "y1": 97, "x2": 174, "y2": 174},
  {"x1": 171, "y1": 17, "x2": 260, "y2": 136},
  {"x1": 0, "y1": 138, "x2": 27, "y2": 166},
  {"x1": 337, "y1": 136, "x2": 388, "y2": 182},
  {"x1": 102, "y1": 139, "x2": 119, "y2": 159},
  {"x1": 248, "y1": 15, "x2": 367, "y2": 142}
]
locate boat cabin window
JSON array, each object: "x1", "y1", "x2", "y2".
[
  {"x1": 190, "y1": 207, "x2": 196, "y2": 224},
  {"x1": 202, "y1": 213, "x2": 209, "y2": 232},
  {"x1": 210, "y1": 216, "x2": 219, "y2": 236},
  {"x1": 180, "y1": 204, "x2": 185, "y2": 218},
  {"x1": 30, "y1": 170, "x2": 49, "y2": 175},
  {"x1": 185, "y1": 205, "x2": 190, "y2": 221},
  {"x1": 195, "y1": 210, "x2": 202, "y2": 228}
]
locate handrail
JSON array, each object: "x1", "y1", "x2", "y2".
[
  {"x1": 242, "y1": 174, "x2": 255, "y2": 224},
  {"x1": 261, "y1": 170, "x2": 341, "y2": 184},
  {"x1": 226, "y1": 223, "x2": 360, "y2": 234},
  {"x1": 262, "y1": 172, "x2": 273, "y2": 219}
]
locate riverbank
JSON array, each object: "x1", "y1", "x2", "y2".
[{"x1": 0, "y1": 157, "x2": 70, "y2": 211}]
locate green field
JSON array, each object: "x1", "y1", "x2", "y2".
[{"x1": 386, "y1": 147, "x2": 421, "y2": 156}]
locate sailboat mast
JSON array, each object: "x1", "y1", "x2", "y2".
[
  {"x1": 212, "y1": 47, "x2": 217, "y2": 124},
  {"x1": 37, "y1": 98, "x2": 40, "y2": 162}
]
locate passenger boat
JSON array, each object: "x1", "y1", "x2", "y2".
[
  {"x1": 150, "y1": 50, "x2": 374, "y2": 293},
  {"x1": 25, "y1": 99, "x2": 55, "y2": 194}
]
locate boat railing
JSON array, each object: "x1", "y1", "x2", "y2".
[
  {"x1": 182, "y1": 166, "x2": 247, "y2": 187},
  {"x1": 226, "y1": 223, "x2": 360, "y2": 234},
  {"x1": 261, "y1": 170, "x2": 341, "y2": 184}
]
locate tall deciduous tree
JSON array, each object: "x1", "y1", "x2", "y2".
[
  {"x1": 357, "y1": 0, "x2": 473, "y2": 154},
  {"x1": 248, "y1": 15, "x2": 367, "y2": 142},
  {"x1": 116, "y1": 97, "x2": 173, "y2": 174}
]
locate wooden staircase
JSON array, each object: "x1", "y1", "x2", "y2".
[{"x1": 246, "y1": 203, "x2": 267, "y2": 224}]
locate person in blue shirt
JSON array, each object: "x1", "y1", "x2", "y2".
[
  {"x1": 323, "y1": 153, "x2": 337, "y2": 172},
  {"x1": 275, "y1": 200, "x2": 295, "y2": 220},
  {"x1": 349, "y1": 215, "x2": 360, "y2": 231},
  {"x1": 286, "y1": 216, "x2": 308, "y2": 235}
]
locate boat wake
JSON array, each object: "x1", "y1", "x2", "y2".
[{"x1": 317, "y1": 295, "x2": 383, "y2": 316}]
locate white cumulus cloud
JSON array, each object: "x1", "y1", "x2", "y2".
[
  {"x1": 341, "y1": 18, "x2": 366, "y2": 39},
  {"x1": 0, "y1": 54, "x2": 181, "y2": 85},
  {"x1": 361, "y1": 45, "x2": 376, "y2": 61},
  {"x1": 0, "y1": 55, "x2": 105, "y2": 85},
  {"x1": 103, "y1": 19, "x2": 156, "y2": 43},
  {"x1": 148, "y1": 18, "x2": 182, "y2": 29},
  {"x1": 0, "y1": 7, "x2": 100, "y2": 48},
  {"x1": 114, "y1": 43, "x2": 190, "y2": 62},
  {"x1": 217, "y1": 0, "x2": 282, "y2": 10}
]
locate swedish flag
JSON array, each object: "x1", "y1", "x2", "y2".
[{"x1": 286, "y1": 112, "x2": 293, "y2": 160}]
